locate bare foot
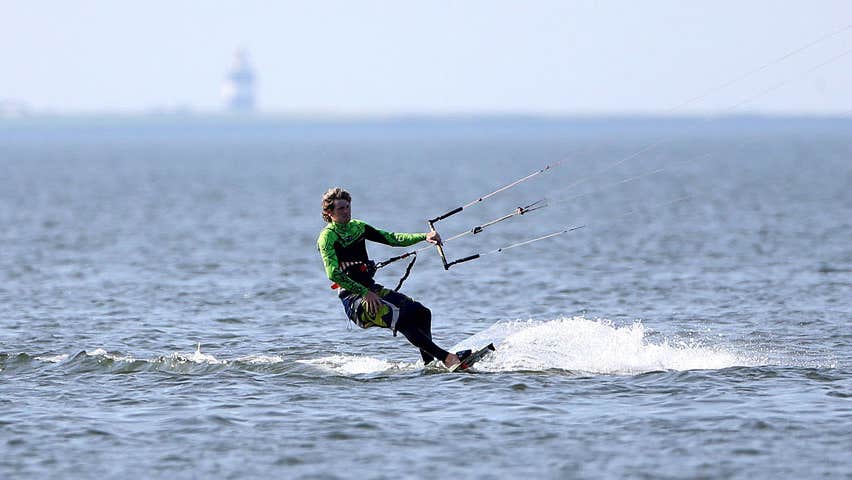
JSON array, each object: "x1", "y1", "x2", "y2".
[{"x1": 444, "y1": 353, "x2": 460, "y2": 369}]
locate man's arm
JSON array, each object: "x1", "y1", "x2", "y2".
[{"x1": 364, "y1": 224, "x2": 428, "y2": 247}]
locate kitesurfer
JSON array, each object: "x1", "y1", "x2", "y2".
[{"x1": 317, "y1": 187, "x2": 462, "y2": 369}]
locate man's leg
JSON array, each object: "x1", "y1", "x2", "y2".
[
  {"x1": 417, "y1": 308, "x2": 435, "y2": 364},
  {"x1": 379, "y1": 289, "x2": 449, "y2": 364}
]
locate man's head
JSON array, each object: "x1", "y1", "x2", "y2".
[{"x1": 321, "y1": 187, "x2": 352, "y2": 224}]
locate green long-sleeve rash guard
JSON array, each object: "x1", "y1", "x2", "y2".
[{"x1": 317, "y1": 219, "x2": 427, "y2": 297}]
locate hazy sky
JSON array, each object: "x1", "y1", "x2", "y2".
[{"x1": 2, "y1": 1, "x2": 851, "y2": 115}]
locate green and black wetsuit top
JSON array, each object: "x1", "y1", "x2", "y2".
[{"x1": 317, "y1": 219, "x2": 426, "y2": 297}]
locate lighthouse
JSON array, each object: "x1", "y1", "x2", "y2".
[{"x1": 222, "y1": 49, "x2": 256, "y2": 112}]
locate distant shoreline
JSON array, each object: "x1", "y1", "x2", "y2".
[
  {"x1": 2, "y1": 113, "x2": 850, "y2": 142},
  {"x1": 3, "y1": 111, "x2": 852, "y2": 122}
]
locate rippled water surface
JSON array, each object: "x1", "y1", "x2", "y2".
[{"x1": 1, "y1": 117, "x2": 851, "y2": 479}]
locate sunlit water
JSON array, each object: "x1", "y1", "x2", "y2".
[{"x1": 1, "y1": 117, "x2": 851, "y2": 479}]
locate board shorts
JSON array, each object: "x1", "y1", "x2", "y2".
[{"x1": 339, "y1": 284, "x2": 421, "y2": 335}]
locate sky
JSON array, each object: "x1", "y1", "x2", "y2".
[{"x1": 2, "y1": 1, "x2": 851, "y2": 116}]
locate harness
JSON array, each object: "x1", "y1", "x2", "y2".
[{"x1": 331, "y1": 256, "x2": 417, "y2": 292}]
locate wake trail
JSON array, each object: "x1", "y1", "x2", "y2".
[{"x1": 453, "y1": 316, "x2": 767, "y2": 375}]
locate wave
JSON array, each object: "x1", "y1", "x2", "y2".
[
  {"x1": 0, "y1": 344, "x2": 291, "y2": 376},
  {"x1": 0, "y1": 317, "x2": 784, "y2": 377}
]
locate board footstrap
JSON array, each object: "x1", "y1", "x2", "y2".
[{"x1": 449, "y1": 343, "x2": 495, "y2": 372}]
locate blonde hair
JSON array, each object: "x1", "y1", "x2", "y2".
[{"x1": 321, "y1": 187, "x2": 352, "y2": 223}]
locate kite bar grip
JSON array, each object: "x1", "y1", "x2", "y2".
[
  {"x1": 429, "y1": 207, "x2": 463, "y2": 224},
  {"x1": 446, "y1": 254, "x2": 480, "y2": 269}
]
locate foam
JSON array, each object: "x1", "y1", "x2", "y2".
[
  {"x1": 84, "y1": 348, "x2": 137, "y2": 363},
  {"x1": 299, "y1": 355, "x2": 418, "y2": 375},
  {"x1": 34, "y1": 354, "x2": 69, "y2": 363},
  {"x1": 171, "y1": 344, "x2": 225, "y2": 364},
  {"x1": 235, "y1": 354, "x2": 285, "y2": 365},
  {"x1": 453, "y1": 316, "x2": 763, "y2": 375}
]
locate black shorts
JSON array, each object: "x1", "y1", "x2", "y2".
[{"x1": 340, "y1": 284, "x2": 422, "y2": 333}]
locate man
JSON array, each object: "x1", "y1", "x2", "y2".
[{"x1": 317, "y1": 187, "x2": 462, "y2": 369}]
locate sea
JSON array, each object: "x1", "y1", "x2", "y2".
[{"x1": 1, "y1": 116, "x2": 850, "y2": 479}]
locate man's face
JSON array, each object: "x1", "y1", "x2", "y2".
[{"x1": 328, "y1": 199, "x2": 351, "y2": 224}]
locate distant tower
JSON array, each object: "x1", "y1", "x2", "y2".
[{"x1": 222, "y1": 49, "x2": 256, "y2": 112}]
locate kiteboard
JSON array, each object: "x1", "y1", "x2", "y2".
[{"x1": 448, "y1": 343, "x2": 495, "y2": 372}]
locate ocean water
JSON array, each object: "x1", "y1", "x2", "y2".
[{"x1": 1, "y1": 117, "x2": 851, "y2": 479}]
